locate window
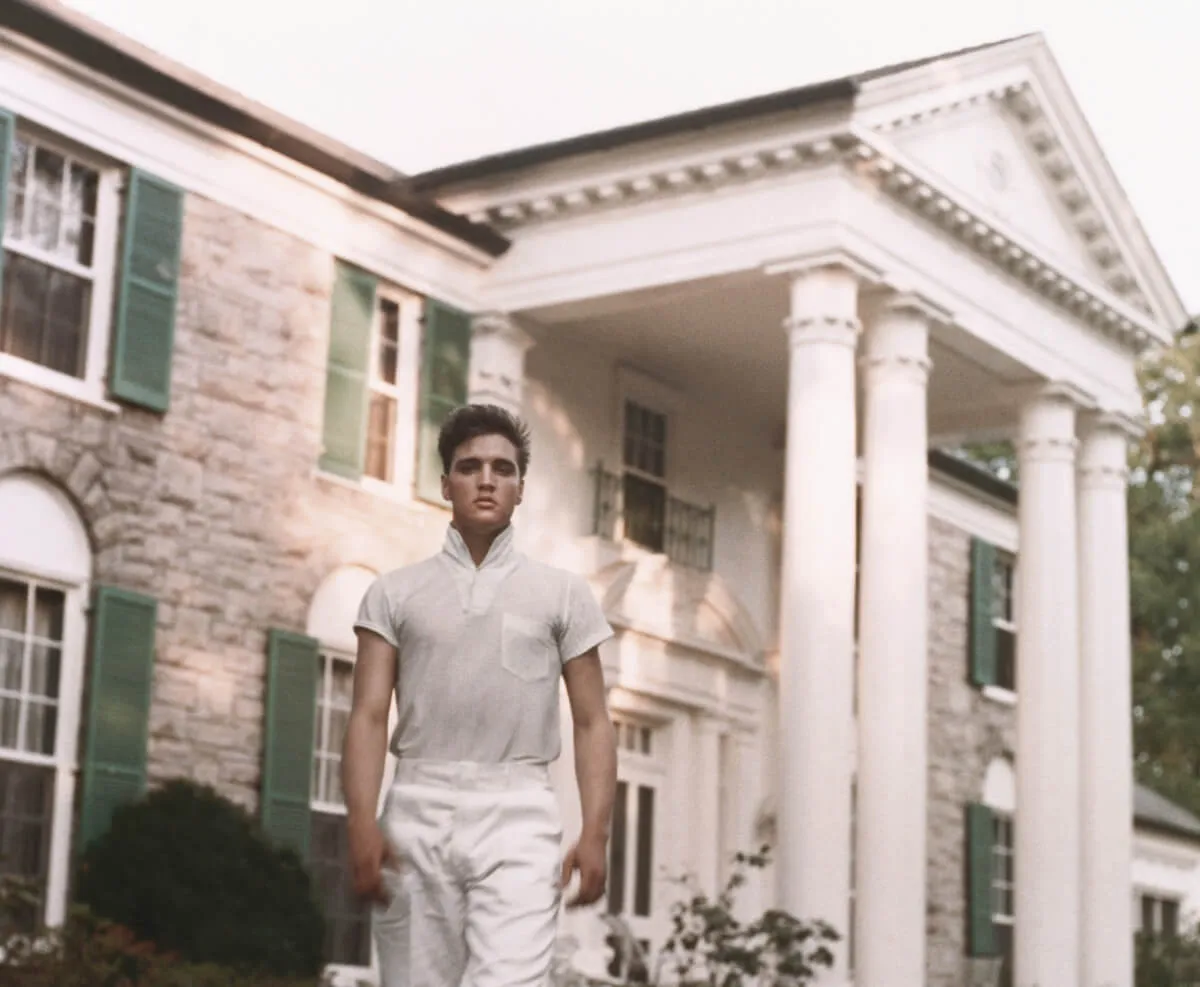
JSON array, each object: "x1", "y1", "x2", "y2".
[
  {"x1": 309, "y1": 651, "x2": 372, "y2": 968},
  {"x1": 1141, "y1": 894, "x2": 1180, "y2": 938},
  {"x1": 364, "y1": 296, "x2": 405, "y2": 483},
  {"x1": 622, "y1": 401, "x2": 668, "y2": 553},
  {"x1": 606, "y1": 716, "x2": 661, "y2": 983},
  {"x1": 991, "y1": 554, "x2": 1017, "y2": 693},
  {"x1": 991, "y1": 813, "x2": 1015, "y2": 987},
  {"x1": 1, "y1": 131, "x2": 117, "y2": 388},
  {"x1": 0, "y1": 575, "x2": 64, "y2": 928}
]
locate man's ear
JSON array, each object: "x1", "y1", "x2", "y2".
[
  {"x1": 441, "y1": 472, "x2": 450, "y2": 502},
  {"x1": 517, "y1": 478, "x2": 525, "y2": 506}
]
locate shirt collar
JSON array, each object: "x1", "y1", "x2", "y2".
[{"x1": 443, "y1": 523, "x2": 516, "y2": 571}]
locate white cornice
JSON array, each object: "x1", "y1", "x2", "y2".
[
  {"x1": 845, "y1": 129, "x2": 1164, "y2": 352},
  {"x1": 468, "y1": 116, "x2": 1162, "y2": 353},
  {"x1": 868, "y1": 75, "x2": 1157, "y2": 325}
]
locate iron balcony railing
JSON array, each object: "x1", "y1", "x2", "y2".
[{"x1": 591, "y1": 463, "x2": 715, "y2": 571}]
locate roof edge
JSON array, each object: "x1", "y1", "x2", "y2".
[
  {"x1": 928, "y1": 449, "x2": 1018, "y2": 506},
  {"x1": 411, "y1": 77, "x2": 858, "y2": 193},
  {"x1": 5, "y1": 0, "x2": 509, "y2": 258}
]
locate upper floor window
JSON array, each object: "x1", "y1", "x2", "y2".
[
  {"x1": 364, "y1": 291, "x2": 417, "y2": 486},
  {"x1": 622, "y1": 400, "x2": 668, "y2": 554},
  {"x1": 969, "y1": 538, "x2": 1017, "y2": 696},
  {"x1": 1140, "y1": 893, "x2": 1180, "y2": 938},
  {"x1": 1, "y1": 130, "x2": 118, "y2": 385},
  {"x1": 991, "y1": 553, "x2": 1017, "y2": 693}
]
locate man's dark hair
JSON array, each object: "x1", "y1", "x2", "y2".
[{"x1": 438, "y1": 404, "x2": 532, "y2": 477}]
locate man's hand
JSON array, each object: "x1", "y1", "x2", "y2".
[
  {"x1": 348, "y1": 815, "x2": 399, "y2": 906},
  {"x1": 560, "y1": 829, "x2": 607, "y2": 907}
]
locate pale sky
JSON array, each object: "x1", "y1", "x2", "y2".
[{"x1": 65, "y1": 0, "x2": 1198, "y2": 316}]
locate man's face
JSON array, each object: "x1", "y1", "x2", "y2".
[{"x1": 442, "y1": 433, "x2": 524, "y2": 533}]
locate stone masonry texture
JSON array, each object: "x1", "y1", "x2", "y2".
[
  {"x1": 925, "y1": 514, "x2": 1016, "y2": 987},
  {"x1": 0, "y1": 193, "x2": 448, "y2": 814}
]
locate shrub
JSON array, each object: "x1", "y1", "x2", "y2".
[
  {"x1": 600, "y1": 845, "x2": 838, "y2": 986},
  {"x1": 75, "y1": 779, "x2": 325, "y2": 978}
]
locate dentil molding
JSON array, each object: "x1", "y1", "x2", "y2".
[{"x1": 461, "y1": 80, "x2": 1159, "y2": 353}]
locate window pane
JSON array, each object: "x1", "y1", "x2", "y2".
[
  {"x1": 1142, "y1": 895, "x2": 1155, "y2": 933},
  {"x1": 6, "y1": 138, "x2": 28, "y2": 239},
  {"x1": 0, "y1": 637, "x2": 22, "y2": 693},
  {"x1": 32, "y1": 588, "x2": 63, "y2": 644},
  {"x1": 1163, "y1": 898, "x2": 1179, "y2": 937},
  {"x1": 0, "y1": 254, "x2": 88, "y2": 378},
  {"x1": 0, "y1": 760, "x2": 54, "y2": 892},
  {"x1": 623, "y1": 474, "x2": 666, "y2": 553},
  {"x1": 64, "y1": 164, "x2": 98, "y2": 267},
  {"x1": 996, "y1": 628, "x2": 1016, "y2": 692},
  {"x1": 0, "y1": 580, "x2": 24, "y2": 634},
  {"x1": 0, "y1": 698, "x2": 19, "y2": 749},
  {"x1": 30, "y1": 147, "x2": 64, "y2": 252},
  {"x1": 27, "y1": 644, "x2": 60, "y2": 699},
  {"x1": 23, "y1": 701, "x2": 55, "y2": 756},
  {"x1": 634, "y1": 785, "x2": 654, "y2": 917},
  {"x1": 607, "y1": 781, "x2": 628, "y2": 915},
  {"x1": 365, "y1": 393, "x2": 396, "y2": 482},
  {"x1": 310, "y1": 811, "x2": 372, "y2": 967}
]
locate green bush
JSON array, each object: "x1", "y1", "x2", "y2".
[{"x1": 75, "y1": 779, "x2": 325, "y2": 978}]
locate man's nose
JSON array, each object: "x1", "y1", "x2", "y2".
[{"x1": 479, "y1": 466, "x2": 496, "y2": 488}]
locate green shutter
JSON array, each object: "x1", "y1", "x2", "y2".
[
  {"x1": 319, "y1": 262, "x2": 377, "y2": 479},
  {"x1": 416, "y1": 299, "x2": 471, "y2": 503},
  {"x1": 969, "y1": 537, "x2": 997, "y2": 688},
  {"x1": 261, "y1": 629, "x2": 319, "y2": 858},
  {"x1": 109, "y1": 170, "x2": 184, "y2": 412},
  {"x1": 966, "y1": 803, "x2": 998, "y2": 957},
  {"x1": 0, "y1": 109, "x2": 13, "y2": 292},
  {"x1": 80, "y1": 586, "x2": 157, "y2": 848}
]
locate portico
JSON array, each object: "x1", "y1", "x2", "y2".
[{"x1": 412, "y1": 31, "x2": 1185, "y2": 987}]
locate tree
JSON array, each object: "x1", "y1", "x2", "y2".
[{"x1": 1129, "y1": 321, "x2": 1200, "y2": 817}]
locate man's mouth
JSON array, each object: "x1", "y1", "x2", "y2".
[{"x1": 475, "y1": 498, "x2": 497, "y2": 508}]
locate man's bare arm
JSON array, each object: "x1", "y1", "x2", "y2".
[
  {"x1": 342, "y1": 628, "x2": 397, "y2": 901},
  {"x1": 561, "y1": 649, "x2": 616, "y2": 905}
]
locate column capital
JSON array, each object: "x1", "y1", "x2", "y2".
[
  {"x1": 1078, "y1": 414, "x2": 1136, "y2": 491},
  {"x1": 470, "y1": 311, "x2": 535, "y2": 352},
  {"x1": 860, "y1": 292, "x2": 941, "y2": 382},
  {"x1": 1017, "y1": 383, "x2": 1083, "y2": 465},
  {"x1": 784, "y1": 313, "x2": 861, "y2": 350},
  {"x1": 468, "y1": 311, "x2": 534, "y2": 415}
]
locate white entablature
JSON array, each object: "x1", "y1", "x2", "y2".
[{"x1": 421, "y1": 34, "x2": 1184, "y2": 359}]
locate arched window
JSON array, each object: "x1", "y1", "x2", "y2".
[
  {"x1": 0, "y1": 472, "x2": 90, "y2": 928},
  {"x1": 306, "y1": 564, "x2": 395, "y2": 980}
]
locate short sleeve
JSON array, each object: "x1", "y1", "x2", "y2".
[
  {"x1": 353, "y1": 577, "x2": 399, "y2": 648},
  {"x1": 557, "y1": 573, "x2": 613, "y2": 664}
]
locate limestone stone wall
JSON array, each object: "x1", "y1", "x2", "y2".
[
  {"x1": 925, "y1": 514, "x2": 1016, "y2": 987},
  {"x1": 0, "y1": 192, "x2": 448, "y2": 813}
]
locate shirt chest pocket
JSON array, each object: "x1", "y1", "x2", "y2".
[{"x1": 500, "y1": 613, "x2": 555, "y2": 682}]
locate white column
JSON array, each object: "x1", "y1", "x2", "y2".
[
  {"x1": 854, "y1": 295, "x2": 935, "y2": 987},
  {"x1": 777, "y1": 263, "x2": 860, "y2": 976},
  {"x1": 469, "y1": 312, "x2": 534, "y2": 414},
  {"x1": 1014, "y1": 386, "x2": 1081, "y2": 987},
  {"x1": 1079, "y1": 414, "x2": 1135, "y2": 987},
  {"x1": 692, "y1": 716, "x2": 723, "y2": 896}
]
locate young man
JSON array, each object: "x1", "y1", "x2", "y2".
[{"x1": 344, "y1": 403, "x2": 618, "y2": 987}]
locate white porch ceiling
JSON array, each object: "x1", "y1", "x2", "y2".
[{"x1": 521, "y1": 271, "x2": 1035, "y2": 441}]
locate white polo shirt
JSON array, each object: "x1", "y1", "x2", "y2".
[{"x1": 353, "y1": 524, "x2": 613, "y2": 765}]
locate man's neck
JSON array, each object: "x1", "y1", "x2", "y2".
[{"x1": 454, "y1": 522, "x2": 508, "y2": 568}]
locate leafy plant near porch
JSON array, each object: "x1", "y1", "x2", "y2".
[
  {"x1": 604, "y1": 845, "x2": 839, "y2": 987},
  {"x1": 1135, "y1": 926, "x2": 1200, "y2": 987}
]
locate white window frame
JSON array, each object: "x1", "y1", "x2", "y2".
[
  {"x1": 358, "y1": 283, "x2": 422, "y2": 501},
  {"x1": 311, "y1": 645, "x2": 397, "y2": 986},
  {"x1": 1139, "y1": 891, "x2": 1181, "y2": 937},
  {"x1": 606, "y1": 713, "x2": 665, "y2": 981},
  {"x1": 0, "y1": 564, "x2": 87, "y2": 930},
  {"x1": 0, "y1": 122, "x2": 122, "y2": 412},
  {"x1": 984, "y1": 551, "x2": 1018, "y2": 705}
]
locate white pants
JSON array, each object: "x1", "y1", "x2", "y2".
[{"x1": 374, "y1": 759, "x2": 563, "y2": 987}]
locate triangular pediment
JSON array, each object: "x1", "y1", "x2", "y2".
[
  {"x1": 853, "y1": 36, "x2": 1184, "y2": 332},
  {"x1": 879, "y1": 98, "x2": 1118, "y2": 286}
]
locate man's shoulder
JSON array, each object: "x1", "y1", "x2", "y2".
[{"x1": 374, "y1": 554, "x2": 445, "y2": 593}]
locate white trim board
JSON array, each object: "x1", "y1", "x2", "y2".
[{"x1": 0, "y1": 33, "x2": 490, "y2": 311}]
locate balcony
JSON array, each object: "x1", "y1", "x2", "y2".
[{"x1": 591, "y1": 464, "x2": 715, "y2": 571}]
